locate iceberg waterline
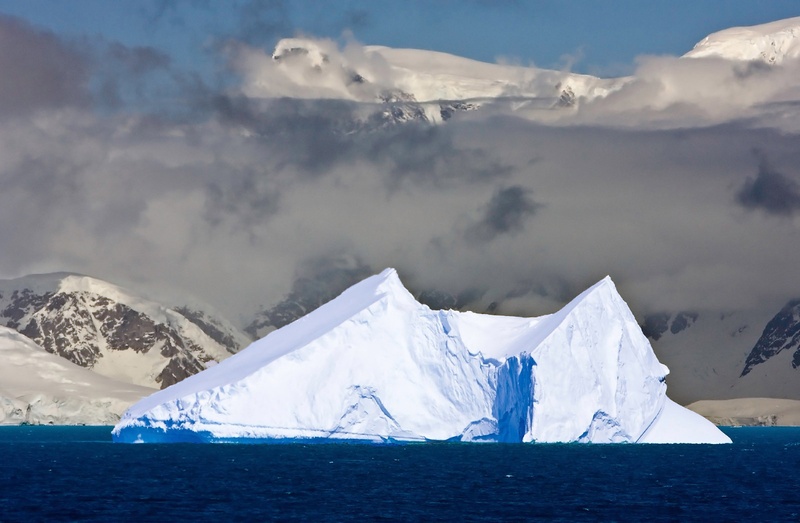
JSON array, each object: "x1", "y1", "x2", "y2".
[{"x1": 112, "y1": 269, "x2": 730, "y2": 444}]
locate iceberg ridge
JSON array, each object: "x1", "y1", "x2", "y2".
[{"x1": 113, "y1": 269, "x2": 730, "y2": 444}]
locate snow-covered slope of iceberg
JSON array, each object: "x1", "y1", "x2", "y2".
[{"x1": 113, "y1": 269, "x2": 730, "y2": 444}]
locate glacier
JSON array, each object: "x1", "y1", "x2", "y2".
[
  {"x1": 0, "y1": 325, "x2": 154, "y2": 425},
  {"x1": 112, "y1": 269, "x2": 730, "y2": 444}
]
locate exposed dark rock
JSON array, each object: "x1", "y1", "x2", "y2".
[
  {"x1": 557, "y1": 86, "x2": 576, "y2": 107},
  {"x1": 175, "y1": 306, "x2": 241, "y2": 353},
  {"x1": 156, "y1": 353, "x2": 205, "y2": 389},
  {"x1": 417, "y1": 288, "x2": 485, "y2": 311},
  {"x1": 273, "y1": 47, "x2": 311, "y2": 61},
  {"x1": 369, "y1": 91, "x2": 429, "y2": 127},
  {"x1": 18, "y1": 293, "x2": 101, "y2": 367},
  {"x1": 2, "y1": 289, "x2": 52, "y2": 329},
  {"x1": 741, "y1": 299, "x2": 800, "y2": 376},
  {"x1": 439, "y1": 101, "x2": 477, "y2": 121},
  {"x1": 95, "y1": 304, "x2": 160, "y2": 353},
  {"x1": 0, "y1": 277, "x2": 244, "y2": 390},
  {"x1": 417, "y1": 289, "x2": 457, "y2": 311},
  {"x1": 246, "y1": 262, "x2": 373, "y2": 338}
]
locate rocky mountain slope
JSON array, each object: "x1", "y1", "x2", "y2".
[
  {"x1": 643, "y1": 302, "x2": 800, "y2": 403},
  {"x1": 0, "y1": 273, "x2": 251, "y2": 390},
  {"x1": 741, "y1": 299, "x2": 800, "y2": 377}
]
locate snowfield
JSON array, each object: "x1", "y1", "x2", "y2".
[
  {"x1": 684, "y1": 16, "x2": 800, "y2": 63},
  {"x1": 113, "y1": 269, "x2": 730, "y2": 444},
  {"x1": 0, "y1": 326, "x2": 154, "y2": 425}
]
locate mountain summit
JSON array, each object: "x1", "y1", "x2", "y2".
[
  {"x1": 684, "y1": 17, "x2": 800, "y2": 63},
  {"x1": 113, "y1": 269, "x2": 729, "y2": 444}
]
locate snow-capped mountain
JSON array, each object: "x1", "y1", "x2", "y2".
[
  {"x1": 237, "y1": 37, "x2": 625, "y2": 123},
  {"x1": 684, "y1": 17, "x2": 800, "y2": 63},
  {"x1": 741, "y1": 299, "x2": 800, "y2": 377},
  {"x1": 234, "y1": 17, "x2": 800, "y2": 130},
  {"x1": 114, "y1": 269, "x2": 729, "y2": 444},
  {"x1": 0, "y1": 325, "x2": 153, "y2": 425},
  {"x1": 644, "y1": 302, "x2": 800, "y2": 404},
  {"x1": 358, "y1": 44, "x2": 620, "y2": 107},
  {"x1": 0, "y1": 273, "x2": 250, "y2": 390},
  {"x1": 246, "y1": 262, "x2": 373, "y2": 339}
]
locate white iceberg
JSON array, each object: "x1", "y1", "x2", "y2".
[{"x1": 112, "y1": 269, "x2": 730, "y2": 444}]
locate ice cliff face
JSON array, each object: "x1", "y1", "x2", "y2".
[{"x1": 113, "y1": 269, "x2": 730, "y2": 444}]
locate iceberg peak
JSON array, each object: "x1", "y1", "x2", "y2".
[{"x1": 356, "y1": 267, "x2": 415, "y2": 302}]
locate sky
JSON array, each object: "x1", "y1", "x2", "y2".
[
  {"x1": 0, "y1": 0, "x2": 799, "y2": 354},
  {"x1": 1, "y1": 0, "x2": 799, "y2": 77}
]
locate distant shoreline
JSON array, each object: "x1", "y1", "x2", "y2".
[{"x1": 688, "y1": 398, "x2": 800, "y2": 427}]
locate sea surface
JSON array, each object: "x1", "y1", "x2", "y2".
[{"x1": 1, "y1": 426, "x2": 798, "y2": 522}]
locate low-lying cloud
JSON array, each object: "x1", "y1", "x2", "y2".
[
  {"x1": 1, "y1": 17, "x2": 800, "y2": 331},
  {"x1": 736, "y1": 152, "x2": 800, "y2": 215},
  {"x1": 466, "y1": 186, "x2": 541, "y2": 242},
  {"x1": 0, "y1": 15, "x2": 89, "y2": 115}
]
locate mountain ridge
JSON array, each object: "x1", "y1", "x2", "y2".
[
  {"x1": 0, "y1": 273, "x2": 250, "y2": 390},
  {"x1": 684, "y1": 16, "x2": 800, "y2": 63}
]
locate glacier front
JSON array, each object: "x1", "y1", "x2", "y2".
[{"x1": 112, "y1": 269, "x2": 730, "y2": 444}]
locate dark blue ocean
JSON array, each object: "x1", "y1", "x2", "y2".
[{"x1": 1, "y1": 426, "x2": 798, "y2": 522}]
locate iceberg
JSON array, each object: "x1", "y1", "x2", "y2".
[{"x1": 112, "y1": 269, "x2": 730, "y2": 444}]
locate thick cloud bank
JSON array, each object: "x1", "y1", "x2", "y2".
[{"x1": 0, "y1": 14, "x2": 799, "y2": 340}]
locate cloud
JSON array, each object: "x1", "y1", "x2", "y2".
[
  {"x1": 466, "y1": 185, "x2": 542, "y2": 241},
  {"x1": 230, "y1": 37, "x2": 395, "y2": 102},
  {"x1": 570, "y1": 55, "x2": 800, "y2": 128},
  {"x1": 1, "y1": 19, "x2": 800, "y2": 339},
  {"x1": 3, "y1": 77, "x2": 800, "y2": 326},
  {"x1": 736, "y1": 152, "x2": 800, "y2": 215},
  {"x1": 0, "y1": 15, "x2": 89, "y2": 116}
]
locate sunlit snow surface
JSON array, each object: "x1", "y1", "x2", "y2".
[
  {"x1": 0, "y1": 326, "x2": 154, "y2": 425},
  {"x1": 683, "y1": 16, "x2": 800, "y2": 64},
  {"x1": 113, "y1": 269, "x2": 730, "y2": 444}
]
